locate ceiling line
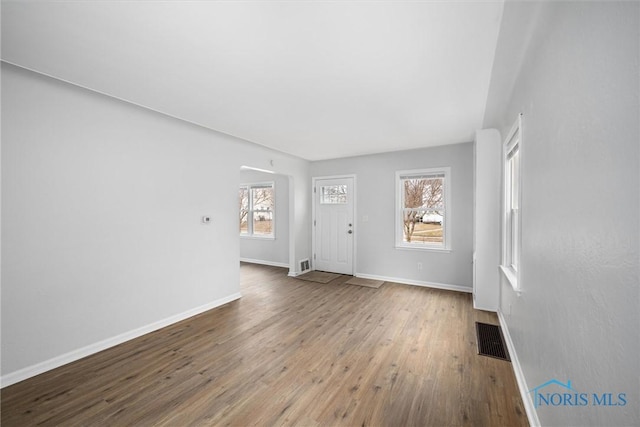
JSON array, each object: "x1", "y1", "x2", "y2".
[{"x1": 1, "y1": 59, "x2": 307, "y2": 161}]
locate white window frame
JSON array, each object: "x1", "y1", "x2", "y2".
[
  {"x1": 501, "y1": 114, "x2": 522, "y2": 290},
  {"x1": 395, "y1": 167, "x2": 451, "y2": 252},
  {"x1": 240, "y1": 182, "x2": 275, "y2": 239}
]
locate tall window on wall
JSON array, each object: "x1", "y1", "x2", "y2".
[
  {"x1": 396, "y1": 167, "x2": 451, "y2": 251},
  {"x1": 239, "y1": 183, "x2": 275, "y2": 237},
  {"x1": 502, "y1": 114, "x2": 522, "y2": 289}
]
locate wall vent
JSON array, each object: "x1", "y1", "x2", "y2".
[{"x1": 299, "y1": 258, "x2": 310, "y2": 273}]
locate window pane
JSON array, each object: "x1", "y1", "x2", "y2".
[
  {"x1": 320, "y1": 185, "x2": 347, "y2": 204},
  {"x1": 240, "y1": 184, "x2": 275, "y2": 236},
  {"x1": 403, "y1": 178, "x2": 443, "y2": 210},
  {"x1": 402, "y1": 208, "x2": 443, "y2": 244},
  {"x1": 510, "y1": 149, "x2": 520, "y2": 209},
  {"x1": 253, "y1": 211, "x2": 273, "y2": 235},
  {"x1": 239, "y1": 187, "x2": 249, "y2": 233},
  {"x1": 252, "y1": 187, "x2": 274, "y2": 211},
  {"x1": 506, "y1": 144, "x2": 519, "y2": 269},
  {"x1": 511, "y1": 208, "x2": 519, "y2": 270},
  {"x1": 401, "y1": 176, "x2": 445, "y2": 246},
  {"x1": 252, "y1": 186, "x2": 274, "y2": 235}
]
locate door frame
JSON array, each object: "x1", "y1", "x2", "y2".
[{"x1": 311, "y1": 174, "x2": 357, "y2": 275}]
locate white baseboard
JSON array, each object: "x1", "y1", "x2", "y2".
[
  {"x1": 1, "y1": 292, "x2": 242, "y2": 388},
  {"x1": 497, "y1": 310, "x2": 540, "y2": 427},
  {"x1": 355, "y1": 273, "x2": 472, "y2": 294},
  {"x1": 287, "y1": 266, "x2": 314, "y2": 277},
  {"x1": 239, "y1": 258, "x2": 289, "y2": 269},
  {"x1": 473, "y1": 303, "x2": 498, "y2": 312}
]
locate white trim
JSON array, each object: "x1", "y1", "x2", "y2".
[
  {"x1": 240, "y1": 181, "x2": 275, "y2": 238},
  {"x1": 395, "y1": 167, "x2": 452, "y2": 251},
  {"x1": 504, "y1": 117, "x2": 521, "y2": 155},
  {"x1": 355, "y1": 273, "x2": 471, "y2": 294},
  {"x1": 499, "y1": 265, "x2": 521, "y2": 295},
  {"x1": 501, "y1": 114, "x2": 523, "y2": 291},
  {"x1": 312, "y1": 174, "x2": 358, "y2": 181},
  {"x1": 240, "y1": 258, "x2": 289, "y2": 268},
  {"x1": 394, "y1": 244, "x2": 452, "y2": 253},
  {"x1": 239, "y1": 181, "x2": 275, "y2": 187},
  {"x1": 240, "y1": 165, "x2": 275, "y2": 174},
  {"x1": 497, "y1": 310, "x2": 540, "y2": 427},
  {"x1": 473, "y1": 302, "x2": 497, "y2": 312},
  {"x1": 0, "y1": 293, "x2": 242, "y2": 388},
  {"x1": 287, "y1": 175, "x2": 297, "y2": 275},
  {"x1": 287, "y1": 270, "x2": 308, "y2": 277},
  {"x1": 239, "y1": 235, "x2": 275, "y2": 241}
]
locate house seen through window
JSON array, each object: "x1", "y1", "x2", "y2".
[{"x1": 396, "y1": 167, "x2": 451, "y2": 250}]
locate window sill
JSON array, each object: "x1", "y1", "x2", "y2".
[
  {"x1": 240, "y1": 235, "x2": 275, "y2": 241},
  {"x1": 500, "y1": 265, "x2": 520, "y2": 292},
  {"x1": 395, "y1": 244, "x2": 451, "y2": 253}
]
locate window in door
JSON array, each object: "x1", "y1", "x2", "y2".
[{"x1": 320, "y1": 184, "x2": 348, "y2": 204}]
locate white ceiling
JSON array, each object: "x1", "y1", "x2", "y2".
[{"x1": 1, "y1": 1, "x2": 504, "y2": 161}]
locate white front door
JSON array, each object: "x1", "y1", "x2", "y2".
[{"x1": 313, "y1": 177, "x2": 354, "y2": 275}]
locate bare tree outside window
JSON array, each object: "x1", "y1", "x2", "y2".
[
  {"x1": 402, "y1": 177, "x2": 443, "y2": 243},
  {"x1": 252, "y1": 187, "x2": 274, "y2": 234},
  {"x1": 239, "y1": 187, "x2": 249, "y2": 233},
  {"x1": 239, "y1": 184, "x2": 274, "y2": 236}
]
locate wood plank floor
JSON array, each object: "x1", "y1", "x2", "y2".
[{"x1": 1, "y1": 263, "x2": 528, "y2": 426}]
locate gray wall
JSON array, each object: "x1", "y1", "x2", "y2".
[
  {"x1": 310, "y1": 143, "x2": 474, "y2": 289},
  {"x1": 1, "y1": 63, "x2": 310, "y2": 383},
  {"x1": 484, "y1": 2, "x2": 639, "y2": 426},
  {"x1": 239, "y1": 170, "x2": 289, "y2": 266}
]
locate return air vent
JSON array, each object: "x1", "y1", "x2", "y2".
[
  {"x1": 299, "y1": 258, "x2": 310, "y2": 273},
  {"x1": 476, "y1": 322, "x2": 510, "y2": 361}
]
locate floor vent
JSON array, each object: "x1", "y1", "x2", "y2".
[{"x1": 476, "y1": 322, "x2": 510, "y2": 361}]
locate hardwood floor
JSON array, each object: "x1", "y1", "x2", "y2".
[{"x1": 1, "y1": 263, "x2": 528, "y2": 426}]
